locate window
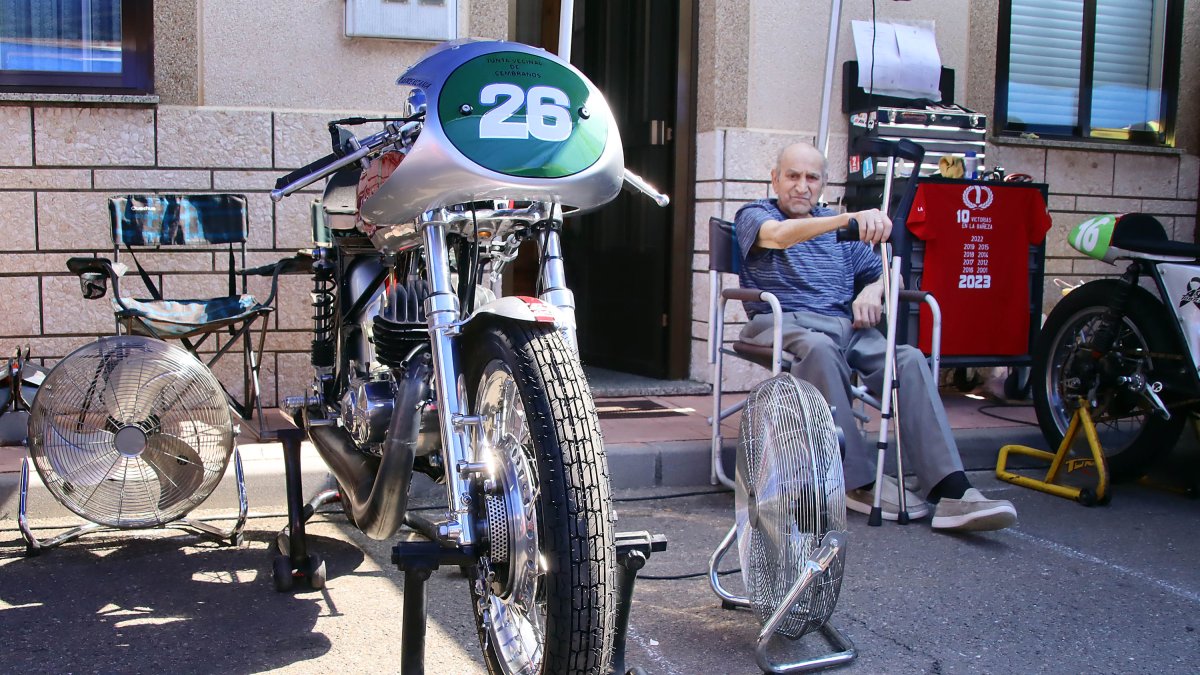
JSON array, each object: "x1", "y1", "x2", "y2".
[
  {"x1": 0, "y1": 0, "x2": 153, "y2": 94},
  {"x1": 995, "y1": 0, "x2": 1181, "y2": 145}
]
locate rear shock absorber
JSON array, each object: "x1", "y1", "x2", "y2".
[{"x1": 310, "y1": 255, "x2": 336, "y2": 373}]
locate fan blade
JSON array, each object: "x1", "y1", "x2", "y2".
[
  {"x1": 142, "y1": 433, "x2": 206, "y2": 509},
  {"x1": 104, "y1": 360, "x2": 184, "y2": 423},
  {"x1": 41, "y1": 422, "x2": 117, "y2": 487}
]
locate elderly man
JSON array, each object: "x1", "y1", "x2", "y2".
[{"x1": 734, "y1": 141, "x2": 1016, "y2": 532}]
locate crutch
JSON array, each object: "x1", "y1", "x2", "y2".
[{"x1": 839, "y1": 137, "x2": 928, "y2": 526}]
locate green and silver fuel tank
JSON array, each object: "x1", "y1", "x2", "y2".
[{"x1": 359, "y1": 39, "x2": 624, "y2": 228}]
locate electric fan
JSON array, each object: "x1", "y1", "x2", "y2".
[
  {"x1": 709, "y1": 373, "x2": 855, "y2": 673},
  {"x1": 19, "y1": 335, "x2": 247, "y2": 554}
]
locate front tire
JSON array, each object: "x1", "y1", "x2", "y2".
[
  {"x1": 1032, "y1": 280, "x2": 1187, "y2": 482},
  {"x1": 463, "y1": 320, "x2": 615, "y2": 675}
]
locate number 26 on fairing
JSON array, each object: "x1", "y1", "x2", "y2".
[{"x1": 478, "y1": 84, "x2": 573, "y2": 142}]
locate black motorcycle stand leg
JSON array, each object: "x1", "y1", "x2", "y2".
[
  {"x1": 610, "y1": 531, "x2": 668, "y2": 675},
  {"x1": 273, "y1": 427, "x2": 327, "y2": 592},
  {"x1": 391, "y1": 531, "x2": 476, "y2": 675}
]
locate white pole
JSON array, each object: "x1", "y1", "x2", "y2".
[
  {"x1": 816, "y1": 0, "x2": 844, "y2": 158},
  {"x1": 558, "y1": 0, "x2": 575, "y2": 60}
]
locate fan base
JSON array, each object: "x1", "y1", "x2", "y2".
[{"x1": 18, "y1": 450, "x2": 248, "y2": 556}]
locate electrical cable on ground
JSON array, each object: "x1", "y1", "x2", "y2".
[{"x1": 977, "y1": 403, "x2": 1038, "y2": 426}]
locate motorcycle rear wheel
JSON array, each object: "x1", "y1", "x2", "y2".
[
  {"x1": 1032, "y1": 280, "x2": 1186, "y2": 482},
  {"x1": 463, "y1": 320, "x2": 615, "y2": 675}
]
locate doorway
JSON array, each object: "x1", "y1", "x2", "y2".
[{"x1": 515, "y1": 0, "x2": 695, "y2": 380}]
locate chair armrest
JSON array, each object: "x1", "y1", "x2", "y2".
[
  {"x1": 721, "y1": 287, "x2": 769, "y2": 303},
  {"x1": 898, "y1": 290, "x2": 931, "y2": 304},
  {"x1": 66, "y1": 256, "x2": 123, "y2": 301},
  {"x1": 66, "y1": 256, "x2": 114, "y2": 277}
]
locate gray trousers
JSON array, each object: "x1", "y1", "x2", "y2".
[{"x1": 741, "y1": 311, "x2": 963, "y2": 498}]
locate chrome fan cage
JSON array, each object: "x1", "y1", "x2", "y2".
[
  {"x1": 27, "y1": 336, "x2": 235, "y2": 528},
  {"x1": 735, "y1": 373, "x2": 847, "y2": 640}
]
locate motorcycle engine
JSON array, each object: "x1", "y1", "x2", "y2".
[{"x1": 341, "y1": 373, "x2": 395, "y2": 452}]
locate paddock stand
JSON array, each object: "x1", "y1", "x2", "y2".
[
  {"x1": 390, "y1": 528, "x2": 668, "y2": 675},
  {"x1": 271, "y1": 429, "x2": 667, "y2": 672},
  {"x1": 270, "y1": 427, "x2": 334, "y2": 592}
]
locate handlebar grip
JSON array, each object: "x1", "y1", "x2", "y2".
[
  {"x1": 853, "y1": 136, "x2": 927, "y2": 164},
  {"x1": 835, "y1": 218, "x2": 860, "y2": 242},
  {"x1": 622, "y1": 169, "x2": 670, "y2": 207},
  {"x1": 274, "y1": 152, "x2": 339, "y2": 191}
]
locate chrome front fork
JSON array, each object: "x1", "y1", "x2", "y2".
[
  {"x1": 537, "y1": 206, "x2": 579, "y2": 352},
  {"x1": 419, "y1": 206, "x2": 579, "y2": 548},
  {"x1": 421, "y1": 214, "x2": 479, "y2": 547}
]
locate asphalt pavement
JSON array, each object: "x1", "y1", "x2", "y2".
[{"x1": 1, "y1": 392, "x2": 1199, "y2": 673}]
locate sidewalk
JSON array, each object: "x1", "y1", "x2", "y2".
[
  {"x1": 595, "y1": 388, "x2": 1046, "y2": 488},
  {"x1": 0, "y1": 386, "x2": 1049, "y2": 488}
]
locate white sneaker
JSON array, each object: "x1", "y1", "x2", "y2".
[
  {"x1": 931, "y1": 488, "x2": 1017, "y2": 532},
  {"x1": 845, "y1": 474, "x2": 930, "y2": 520}
]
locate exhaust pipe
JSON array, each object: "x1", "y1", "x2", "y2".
[{"x1": 306, "y1": 353, "x2": 431, "y2": 540}]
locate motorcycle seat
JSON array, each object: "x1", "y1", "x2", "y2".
[{"x1": 1112, "y1": 213, "x2": 1200, "y2": 259}]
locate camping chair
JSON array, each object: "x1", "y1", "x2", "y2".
[{"x1": 65, "y1": 194, "x2": 286, "y2": 438}]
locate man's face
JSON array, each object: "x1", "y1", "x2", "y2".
[{"x1": 771, "y1": 147, "x2": 826, "y2": 219}]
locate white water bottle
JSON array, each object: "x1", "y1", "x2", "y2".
[{"x1": 964, "y1": 151, "x2": 979, "y2": 180}]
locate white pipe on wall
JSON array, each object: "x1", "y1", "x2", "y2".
[{"x1": 558, "y1": 0, "x2": 574, "y2": 60}]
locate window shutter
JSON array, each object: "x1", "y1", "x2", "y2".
[
  {"x1": 1007, "y1": 0, "x2": 1084, "y2": 128},
  {"x1": 1092, "y1": 0, "x2": 1159, "y2": 130}
]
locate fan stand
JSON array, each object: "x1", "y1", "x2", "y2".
[
  {"x1": 17, "y1": 449, "x2": 248, "y2": 557},
  {"x1": 709, "y1": 525, "x2": 856, "y2": 673}
]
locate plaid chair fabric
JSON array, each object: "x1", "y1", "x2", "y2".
[
  {"x1": 109, "y1": 194, "x2": 247, "y2": 246},
  {"x1": 117, "y1": 295, "x2": 264, "y2": 339}
]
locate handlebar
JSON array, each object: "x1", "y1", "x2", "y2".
[
  {"x1": 272, "y1": 119, "x2": 671, "y2": 211},
  {"x1": 623, "y1": 169, "x2": 670, "y2": 207},
  {"x1": 270, "y1": 121, "x2": 421, "y2": 203}
]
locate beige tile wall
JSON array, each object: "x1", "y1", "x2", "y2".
[
  {"x1": 0, "y1": 103, "x2": 357, "y2": 407},
  {"x1": 691, "y1": 128, "x2": 1200, "y2": 390}
]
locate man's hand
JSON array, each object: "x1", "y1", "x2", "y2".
[
  {"x1": 851, "y1": 278, "x2": 885, "y2": 329},
  {"x1": 849, "y1": 208, "x2": 892, "y2": 244}
]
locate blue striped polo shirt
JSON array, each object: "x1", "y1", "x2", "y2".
[{"x1": 734, "y1": 199, "x2": 882, "y2": 318}]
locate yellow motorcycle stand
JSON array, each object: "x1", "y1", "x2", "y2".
[{"x1": 996, "y1": 398, "x2": 1110, "y2": 506}]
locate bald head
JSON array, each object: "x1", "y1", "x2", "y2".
[
  {"x1": 775, "y1": 142, "x2": 827, "y2": 180},
  {"x1": 771, "y1": 142, "x2": 827, "y2": 218}
]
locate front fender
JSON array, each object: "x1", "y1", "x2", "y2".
[{"x1": 466, "y1": 295, "x2": 561, "y2": 327}]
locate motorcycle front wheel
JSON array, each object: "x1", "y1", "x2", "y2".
[
  {"x1": 1032, "y1": 280, "x2": 1187, "y2": 482},
  {"x1": 463, "y1": 319, "x2": 615, "y2": 675}
]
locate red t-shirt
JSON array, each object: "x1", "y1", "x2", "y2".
[{"x1": 907, "y1": 182, "x2": 1052, "y2": 356}]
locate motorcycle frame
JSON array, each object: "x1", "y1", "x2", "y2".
[{"x1": 316, "y1": 205, "x2": 577, "y2": 548}]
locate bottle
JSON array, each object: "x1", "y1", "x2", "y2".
[{"x1": 964, "y1": 151, "x2": 978, "y2": 180}]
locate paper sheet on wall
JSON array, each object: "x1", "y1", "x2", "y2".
[{"x1": 851, "y1": 20, "x2": 942, "y2": 101}]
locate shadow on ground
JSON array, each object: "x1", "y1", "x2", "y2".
[{"x1": 0, "y1": 529, "x2": 364, "y2": 674}]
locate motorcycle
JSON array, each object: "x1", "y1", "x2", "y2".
[
  {"x1": 1032, "y1": 211, "x2": 1200, "y2": 482},
  {"x1": 268, "y1": 39, "x2": 667, "y2": 673}
]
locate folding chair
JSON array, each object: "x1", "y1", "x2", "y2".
[
  {"x1": 65, "y1": 194, "x2": 285, "y2": 438},
  {"x1": 705, "y1": 176, "x2": 940, "y2": 487}
]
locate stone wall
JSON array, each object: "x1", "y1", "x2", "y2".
[
  {"x1": 689, "y1": 128, "x2": 1200, "y2": 391},
  {"x1": 0, "y1": 103, "x2": 371, "y2": 407}
]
